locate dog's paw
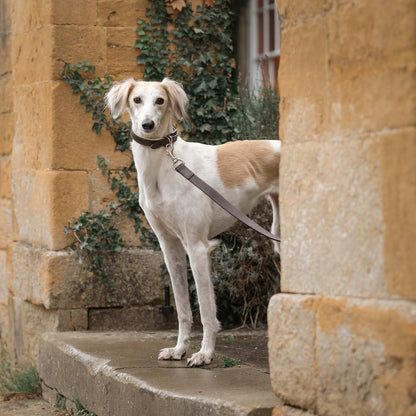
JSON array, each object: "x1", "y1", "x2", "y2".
[
  {"x1": 158, "y1": 347, "x2": 186, "y2": 361},
  {"x1": 186, "y1": 351, "x2": 213, "y2": 367}
]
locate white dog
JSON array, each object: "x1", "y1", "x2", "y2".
[{"x1": 106, "y1": 78, "x2": 280, "y2": 367}]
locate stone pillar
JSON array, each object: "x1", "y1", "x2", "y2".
[
  {"x1": 0, "y1": 0, "x2": 172, "y2": 366},
  {"x1": 269, "y1": 1, "x2": 416, "y2": 415}
]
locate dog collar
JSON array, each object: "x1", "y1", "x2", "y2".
[{"x1": 130, "y1": 127, "x2": 178, "y2": 149}]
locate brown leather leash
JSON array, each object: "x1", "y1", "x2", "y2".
[{"x1": 131, "y1": 129, "x2": 281, "y2": 242}]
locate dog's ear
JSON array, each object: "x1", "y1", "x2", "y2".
[
  {"x1": 161, "y1": 78, "x2": 189, "y2": 122},
  {"x1": 105, "y1": 79, "x2": 135, "y2": 119}
]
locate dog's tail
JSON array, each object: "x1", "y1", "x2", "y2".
[{"x1": 269, "y1": 193, "x2": 280, "y2": 255}]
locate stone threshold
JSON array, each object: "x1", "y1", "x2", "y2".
[{"x1": 39, "y1": 330, "x2": 278, "y2": 416}]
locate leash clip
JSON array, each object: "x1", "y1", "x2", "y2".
[{"x1": 165, "y1": 139, "x2": 183, "y2": 169}]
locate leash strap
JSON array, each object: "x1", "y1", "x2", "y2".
[{"x1": 174, "y1": 162, "x2": 281, "y2": 242}]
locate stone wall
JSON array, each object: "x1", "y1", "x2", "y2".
[
  {"x1": 0, "y1": 0, "x2": 174, "y2": 366},
  {"x1": 269, "y1": 1, "x2": 416, "y2": 415}
]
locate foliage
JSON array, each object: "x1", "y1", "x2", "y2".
[
  {"x1": 0, "y1": 333, "x2": 41, "y2": 396},
  {"x1": 221, "y1": 356, "x2": 242, "y2": 368},
  {"x1": 136, "y1": 0, "x2": 239, "y2": 144}
]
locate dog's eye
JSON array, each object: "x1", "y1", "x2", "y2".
[
  {"x1": 133, "y1": 97, "x2": 142, "y2": 104},
  {"x1": 155, "y1": 97, "x2": 165, "y2": 105}
]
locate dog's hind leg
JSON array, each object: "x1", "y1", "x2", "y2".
[
  {"x1": 186, "y1": 239, "x2": 220, "y2": 367},
  {"x1": 157, "y1": 234, "x2": 192, "y2": 361},
  {"x1": 269, "y1": 193, "x2": 280, "y2": 254}
]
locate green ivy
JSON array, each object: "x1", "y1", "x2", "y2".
[{"x1": 136, "y1": 0, "x2": 239, "y2": 144}]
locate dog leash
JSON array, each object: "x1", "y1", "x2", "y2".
[
  {"x1": 130, "y1": 129, "x2": 280, "y2": 242},
  {"x1": 165, "y1": 139, "x2": 281, "y2": 243}
]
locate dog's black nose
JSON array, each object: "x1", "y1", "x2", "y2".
[{"x1": 142, "y1": 120, "x2": 155, "y2": 131}]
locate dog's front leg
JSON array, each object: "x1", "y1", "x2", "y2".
[
  {"x1": 156, "y1": 234, "x2": 192, "y2": 361},
  {"x1": 186, "y1": 240, "x2": 220, "y2": 367}
]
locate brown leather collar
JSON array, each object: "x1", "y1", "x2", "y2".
[{"x1": 130, "y1": 127, "x2": 178, "y2": 149}]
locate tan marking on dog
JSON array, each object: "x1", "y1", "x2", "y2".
[{"x1": 217, "y1": 140, "x2": 279, "y2": 188}]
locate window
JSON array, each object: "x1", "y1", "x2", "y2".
[{"x1": 235, "y1": 0, "x2": 281, "y2": 90}]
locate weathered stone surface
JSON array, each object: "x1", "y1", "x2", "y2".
[
  {"x1": 277, "y1": 0, "x2": 334, "y2": 27},
  {"x1": 12, "y1": 27, "x2": 54, "y2": 86},
  {"x1": 382, "y1": 128, "x2": 416, "y2": 301},
  {"x1": 106, "y1": 27, "x2": 140, "y2": 78},
  {"x1": 10, "y1": 0, "x2": 51, "y2": 35},
  {"x1": 0, "y1": 198, "x2": 12, "y2": 249},
  {"x1": 280, "y1": 137, "x2": 385, "y2": 298},
  {"x1": 0, "y1": 73, "x2": 13, "y2": 114},
  {"x1": 11, "y1": 243, "x2": 167, "y2": 310},
  {"x1": 327, "y1": 0, "x2": 416, "y2": 136},
  {"x1": 12, "y1": 82, "x2": 55, "y2": 170},
  {"x1": 268, "y1": 294, "x2": 416, "y2": 416},
  {"x1": 0, "y1": 249, "x2": 8, "y2": 303},
  {"x1": 8, "y1": 297, "x2": 60, "y2": 366},
  {"x1": 0, "y1": 156, "x2": 11, "y2": 198},
  {"x1": 97, "y1": 0, "x2": 148, "y2": 27},
  {"x1": 316, "y1": 297, "x2": 416, "y2": 416},
  {"x1": 273, "y1": 405, "x2": 316, "y2": 416},
  {"x1": 278, "y1": 17, "x2": 328, "y2": 143},
  {"x1": 53, "y1": 25, "x2": 107, "y2": 78},
  {"x1": 12, "y1": 171, "x2": 89, "y2": 250},
  {"x1": 51, "y1": 82, "x2": 131, "y2": 170},
  {"x1": 268, "y1": 294, "x2": 320, "y2": 410},
  {"x1": 88, "y1": 305, "x2": 177, "y2": 331},
  {"x1": 39, "y1": 331, "x2": 279, "y2": 416},
  {"x1": 51, "y1": 0, "x2": 97, "y2": 25},
  {"x1": 0, "y1": 112, "x2": 14, "y2": 156}
]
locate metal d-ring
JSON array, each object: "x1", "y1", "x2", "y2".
[{"x1": 165, "y1": 139, "x2": 183, "y2": 168}]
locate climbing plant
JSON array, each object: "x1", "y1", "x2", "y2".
[{"x1": 62, "y1": 0, "x2": 280, "y2": 327}]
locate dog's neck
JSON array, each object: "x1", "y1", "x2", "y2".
[{"x1": 130, "y1": 127, "x2": 178, "y2": 150}]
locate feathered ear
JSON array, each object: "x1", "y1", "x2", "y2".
[
  {"x1": 105, "y1": 79, "x2": 135, "y2": 119},
  {"x1": 161, "y1": 78, "x2": 189, "y2": 122}
]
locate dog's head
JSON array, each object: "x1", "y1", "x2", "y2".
[{"x1": 105, "y1": 78, "x2": 188, "y2": 139}]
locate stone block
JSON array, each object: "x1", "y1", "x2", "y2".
[
  {"x1": 273, "y1": 405, "x2": 316, "y2": 416},
  {"x1": 8, "y1": 297, "x2": 60, "y2": 366},
  {"x1": 277, "y1": 0, "x2": 334, "y2": 27},
  {"x1": 51, "y1": 0, "x2": 97, "y2": 25},
  {"x1": 13, "y1": 25, "x2": 106, "y2": 85},
  {"x1": 0, "y1": 198, "x2": 12, "y2": 249},
  {"x1": 106, "y1": 27, "x2": 141, "y2": 78},
  {"x1": 10, "y1": 0, "x2": 51, "y2": 35},
  {"x1": 0, "y1": 73, "x2": 13, "y2": 114},
  {"x1": 0, "y1": 33, "x2": 11, "y2": 76},
  {"x1": 278, "y1": 17, "x2": 328, "y2": 143},
  {"x1": 280, "y1": 137, "x2": 386, "y2": 298},
  {"x1": 51, "y1": 82, "x2": 131, "y2": 170},
  {"x1": 0, "y1": 249, "x2": 8, "y2": 303},
  {"x1": 12, "y1": 27, "x2": 54, "y2": 85},
  {"x1": 53, "y1": 25, "x2": 107, "y2": 78},
  {"x1": 268, "y1": 294, "x2": 320, "y2": 410},
  {"x1": 88, "y1": 305, "x2": 177, "y2": 331},
  {"x1": 57, "y1": 309, "x2": 88, "y2": 331},
  {"x1": 382, "y1": 128, "x2": 416, "y2": 301},
  {"x1": 0, "y1": 112, "x2": 14, "y2": 156},
  {"x1": 11, "y1": 243, "x2": 166, "y2": 310},
  {"x1": 316, "y1": 297, "x2": 416, "y2": 416},
  {"x1": 98, "y1": 0, "x2": 148, "y2": 27},
  {"x1": 327, "y1": 0, "x2": 416, "y2": 135},
  {"x1": 0, "y1": 156, "x2": 11, "y2": 198},
  {"x1": 12, "y1": 82, "x2": 55, "y2": 170},
  {"x1": 12, "y1": 170, "x2": 89, "y2": 250}
]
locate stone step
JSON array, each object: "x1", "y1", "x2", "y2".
[{"x1": 39, "y1": 331, "x2": 278, "y2": 416}]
